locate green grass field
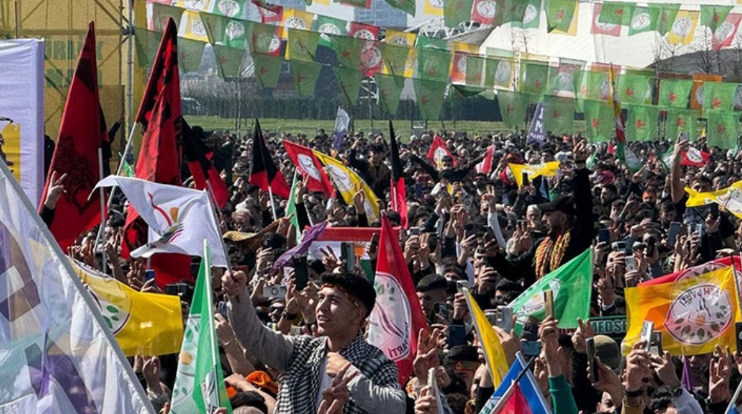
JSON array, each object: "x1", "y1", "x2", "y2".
[{"x1": 184, "y1": 116, "x2": 587, "y2": 141}]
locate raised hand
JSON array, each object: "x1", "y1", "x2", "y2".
[{"x1": 44, "y1": 171, "x2": 67, "y2": 210}]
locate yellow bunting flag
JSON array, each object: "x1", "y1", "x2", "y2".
[
  {"x1": 509, "y1": 162, "x2": 561, "y2": 187},
  {"x1": 464, "y1": 289, "x2": 510, "y2": 387},
  {"x1": 623, "y1": 266, "x2": 742, "y2": 356},
  {"x1": 313, "y1": 150, "x2": 381, "y2": 222},
  {"x1": 281, "y1": 9, "x2": 315, "y2": 39},
  {"x1": 385, "y1": 29, "x2": 417, "y2": 46},
  {"x1": 685, "y1": 179, "x2": 742, "y2": 220},
  {"x1": 667, "y1": 10, "x2": 699, "y2": 45},
  {"x1": 71, "y1": 259, "x2": 184, "y2": 356},
  {"x1": 182, "y1": 10, "x2": 210, "y2": 42},
  {"x1": 424, "y1": 0, "x2": 444, "y2": 16}
]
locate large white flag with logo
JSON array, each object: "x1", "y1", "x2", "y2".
[
  {"x1": 95, "y1": 176, "x2": 227, "y2": 267},
  {"x1": 0, "y1": 160, "x2": 155, "y2": 413}
]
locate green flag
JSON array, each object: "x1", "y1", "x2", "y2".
[
  {"x1": 134, "y1": 28, "x2": 163, "y2": 68},
  {"x1": 511, "y1": 249, "x2": 592, "y2": 330},
  {"x1": 500, "y1": 0, "x2": 528, "y2": 24},
  {"x1": 200, "y1": 12, "x2": 247, "y2": 49},
  {"x1": 520, "y1": 61, "x2": 550, "y2": 95},
  {"x1": 290, "y1": 59, "x2": 322, "y2": 97},
  {"x1": 583, "y1": 100, "x2": 614, "y2": 143},
  {"x1": 119, "y1": 153, "x2": 135, "y2": 177},
  {"x1": 517, "y1": 0, "x2": 542, "y2": 29},
  {"x1": 213, "y1": 45, "x2": 245, "y2": 79},
  {"x1": 497, "y1": 90, "x2": 529, "y2": 129},
  {"x1": 252, "y1": 52, "x2": 282, "y2": 89},
  {"x1": 331, "y1": 35, "x2": 364, "y2": 70},
  {"x1": 179, "y1": 38, "x2": 206, "y2": 74},
  {"x1": 418, "y1": 48, "x2": 453, "y2": 82},
  {"x1": 665, "y1": 108, "x2": 701, "y2": 141},
  {"x1": 314, "y1": 15, "x2": 348, "y2": 36},
  {"x1": 465, "y1": 55, "x2": 486, "y2": 86},
  {"x1": 617, "y1": 74, "x2": 652, "y2": 105},
  {"x1": 700, "y1": 5, "x2": 733, "y2": 32},
  {"x1": 628, "y1": 6, "x2": 659, "y2": 36},
  {"x1": 375, "y1": 74, "x2": 405, "y2": 115},
  {"x1": 384, "y1": 0, "x2": 416, "y2": 16},
  {"x1": 451, "y1": 85, "x2": 489, "y2": 99},
  {"x1": 658, "y1": 79, "x2": 692, "y2": 108},
  {"x1": 542, "y1": 95, "x2": 575, "y2": 135},
  {"x1": 703, "y1": 82, "x2": 738, "y2": 114},
  {"x1": 171, "y1": 242, "x2": 232, "y2": 414},
  {"x1": 414, "y1": 79, "x2": 447, "y2": 120},
  {"x1": 247, "y1": 22, "x2": 281, "y2": 55},
  {"x1": 545, "y1": 0, "x2": 576, "y2": 33},
  {"x1": 151, "y1": 3, "x2": 184, "y2": 32},
  {"x1": 651, "y1": 4, "x2": 680, "y2": 36},
  {"x1": 626, "y1": 104, "x2": 660, "y2": 142},
  {"x1": 444, "y1": 0, "x2": 475, "y2": 28},
  {"x1": 287, "y1": 28, "x2": 319, "y2": 62},
  {"x1": 333, "y1": 66, "x2": 363, "y2": 107},
  {"x1": 599, "y1": 1, "x2": 633, "y2": 25},
  {"x1": 706, "y1": 110, "x2": 740, "y2": 149},
  {"x1": 213, "y1": 0, "x2": 245, "y2": 17},
  {"x1": 579, "y1": 70, "x2": 611, "y2": 101},
  {"x1": 416, "y1": 35, "x2": 448, "y2": 51},
  {"x1": 379, "y1": 43, "x2": 410, "y2": 77},
  {"x1": 484, "y1": 58, "x2": 515, "y2": 89},
  {"x1": 285, "y1": 173, "x2": 302, "y2": 243},
  {"x1": 549, "y1": 59, "x2": 585, "y2": 96}
]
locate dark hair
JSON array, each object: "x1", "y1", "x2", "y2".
[
  {"x1": 371, "y1": 144, "x2": 385, "y2": 153},
  {"x1": 320, "y1": 273, "x2": 377, "y2": 317},
  {"x1": 495, "y1": 278, "x2": 523, "y2": 294},
  {"x1": 230, "y1": 391, "x2": 268, "y2": 413},
  {"x1": 602, "y1": 183, "x2": 618, "y2": 195},
  {"x1": 444, "y1": 345, "x2": 479, "y2": 364},
  {"x1": 417, "y1": 274, "x2": 448, "y2": 293},
  {"x1": 649, "y1": 386, "x2": 674, "y2": 413}
]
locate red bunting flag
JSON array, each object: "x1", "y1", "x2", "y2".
[
  {"x1": 426, "y1": 135, "x2": 457, "y2": 170},
  {"x1": 591, "y1": 3, "x2": 621, "y2": 37},
  {"x1": 711, "y1": 13, "x2": 741, "y2": 51},
  {"x1": 183, "y1": 121, "x2": 229, "y2": 208},
  {"x1": 476, "y1": 145, "x2": 496, "y2": 174},
  {"x1": 283, "y1": 140, "x2": 334, "y2": 196}
]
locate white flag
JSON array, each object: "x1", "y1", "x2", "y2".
[
  {"x1": 0, "y1": 160, "x2": 155, "y2": 413},
  {"x1": 95, "y1": 176, "x2": 227, "y2": 267},
  {"x1": 333, "y1": 107, "x2": 351, "y2": 150}
]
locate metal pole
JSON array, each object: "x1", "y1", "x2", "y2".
[
  {"x1": 126, "y1": 3, "x2": 134, "y2": 140},
  {"x1": 267, "y1": 186, "x2": 278, "y2": 221},
  {"x1": 96, "y1": 148, "x2": 108, "y2": 275}
]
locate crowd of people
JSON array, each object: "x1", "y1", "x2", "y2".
[{"x1": 49, "y1": 123, "x2": 742, "y2": 414}]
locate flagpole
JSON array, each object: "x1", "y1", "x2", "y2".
[
  {"x1": 96, "y1": 147, "x2": 108, "y2": 275},
  {"x1": 206, "y1": 181, "x2": 233, "y2": 276},
  {"x1": 488, "y1": 357, "x2": 537, "y2": 414},
  {"x1": 267, "y1": 186, "x2": 278, "y2": 221},
  {"x1": 725, "y1": 372, "x2": 742, "y2": 414}
]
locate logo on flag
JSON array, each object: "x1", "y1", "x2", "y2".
[
  {"x1": 369, "y1": 272, "x2": 412, "y2": 361},
  {"x1": 665, "y1": 283, "x2": 732, "y2": 345},
  {"x1": 516, "y1": 279, "x2": 561, "y2": 317}
]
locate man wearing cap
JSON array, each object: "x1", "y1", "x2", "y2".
[
  {"x1": 489, "y1": 141, "x2": 594, "y2": 284},
  {"x1": 407, "y1": 153, "x2": 485, "y2": 183},
  {"x1": 348, "y1": 141, "x2": 390, "y2": 199},
  {"x1": 223, "y1": 270, "x2": 406, "y2": 414}
]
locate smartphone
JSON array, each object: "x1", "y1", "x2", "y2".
[
  {"x1": 263, "y1": 284, "x2": 287, "y2": 299},
  {"x1": 598, "y1": 228, "x2": 611, "y2": 244},
  {"x1": 522, "y1": 172, "x2": 530, "y2": 186},
  {"x1": 292, "y1": 255, "x2": 309, "y2": 291},
  {"x1": 521, "y1": 340, "x2": 542, "y2": 357},
  {"x1": 340, "y1": 242, "x2": 356, "y2": 273},
  {"x1": 650, "y1": 331, "x2": 663, "y2": 355},
  {"x1": 408, "y1": 227, "x2": 421, "y2": 237},
  {"x1": 456, "y1": 280, "x2": 470, "y2": 293},
  {"x1": 464, "y1": 223, "x2": 478, "y2": 239},
  {"x1": 710, "y1": 203, "x2": 720, "y2": 219},
  {"x1": 696, "y1": 223, "x2": 704, "y2": 238},
  {"x1": 544, "y1": 290, "x2": 554, "y2": 319},
  {"x1": 625, "y1": 256, "x2": 638, "y2": 272},
  {"x1": 217, "y1": 301, "x2": 229, "y2": 319},
  {"x1": 668, "y1": 222, "x2": 682, "y2": 246},
  {"x1": 369, "y1": 233, "x2": 380, "y2": 255},
  {"x1": 144, "y1": 269, "x2": 156, "y2": 282},
  {"x1": 427, "y1": 233, "x2": 439, "y2": 251},
  {"x1": 415, "y1": 183, "x2": 423, "y2": 199},
  {"x1": 496, "y1": 307, "x2": 513, "y2": 332},
  {"x1": 641, "y1": 321, "x2": 655, "y2": 351},
  {"x1": 433, "y1": 303, "x2": 448, "y2": 322},
  {"x1": 484, "y1": 310, "x2": 498, "y2": 326},
  {"x1": 611, "y1": 241, "x2": 626, "y2": 252},
  {"x1": 448, "y1": 325, "x2": 467, "y2": 348},
  {"x1": 586, "y1": 337, "x2": 599, "y2": 382}
]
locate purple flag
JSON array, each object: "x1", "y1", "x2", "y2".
[
  {"x1": 681, "y1": 355, "x2": 693, "y2": 391},
  {"x1": 273, "y1": 221, "x2": 328, "y2": 270}
]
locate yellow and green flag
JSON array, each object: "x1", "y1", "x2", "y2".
[
  {"x1": 464, "y1": 289, "x2": 510, "y2": 388},
  {"x1": 313, "y1": 150, "x2": 381, "y2": 222},
  {"x1": 509, "y1": 162, "x2": 561, "y2": 187}
]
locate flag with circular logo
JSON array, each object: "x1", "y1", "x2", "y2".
[
  {"x1": 627, "y1": 5, "x2": 658, "y2": 36},
  {"x1": 667, "y1": 10, "x2": 699, "y2": 45},
  {"x1": 591, "y1": 3, "x2": 621, "y2": 37},
  {"x1": 711, "y1": 13, "x2": 741, "y2": 51}
]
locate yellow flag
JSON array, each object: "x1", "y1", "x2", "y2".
[
  {"x1": 313, "y1": 151, "x2": 381, "y2": 222},
  {"x1": 423, "y1": 0, "x2": 444, "y2": 16},
  {"x1": 464, "y1": 289, "x2": 509, "y2": 387},
  {"x1": 509, "y1": 162, "x2": 561, "y2": 187},
  {"x1": 281, "y1": 9, "x2": 315, "y2": 39},
  {"x1": 623, "y1": 267, "x2": 742, "y2": 356},
  {"x1": 71, "y1": 259, "x2": 184, "y2": 356},
  {"x1": 314, "y1": 0, "x2": 331, "y2": 4},
  {"x1": 685, "y1": 180, "x2": 742, "y2": 220},
  {"x1": 385, "y1": 29, "x2": 417, "y2": 46},
  {"x1": 667, "y1": 10, "x2": 699, "y2": 45},
  {"x1": 451, "y1": 41, "x2": 479, "y2": 54},
  {"x1": 551, "y1": 1, "x2": 580, "y2": 36},
  {"x1": 182, "y1": 10, "x2": 209, "y2": 42}
]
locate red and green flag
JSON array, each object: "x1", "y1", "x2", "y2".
[
  {"x1": 628, "y1": 6, "x2": 659, "y2": 36},
  {"x1": 252, "y1": 52, "x2": 282, "y2": 89},
  {"x1": 700, "y1": 5, "x2": 733, "y2": 32},
  {"x1": 545, "y1": 0, "x2": 576, "y2": 33},
  {"x1": 617, "y1": 73, "x2": 652, "y2": 104},
  {"x1": 520, "y1": 61, "x2": 550, "y2": 95},
  {"x1": 658, "y1": 79, "x2": 692, "y2": 108},
  {"x1": 497, "y1": 90, "x2": 529, "y2": 129},
  {"x1": 665, "y1": 108, "x2": 701, "y2": 141},
  {"x1": 290, "y1": 59, "x2": 322, "y2": 97},
  {"x1": 248, "y1": 22, "x2": 282, "y2": 56},
  {"x1": 541, "y1": 95, "x2": 575, "y2": 135},
  {"x1": 583, "y1": 100, "x2": 614, "y2": 143},
  {"x1": 444, "y1": 0, "x2": 475, "y2": 28},
  {"x1": 375, "y1": 74, "x2": 405, "y2": 116},
  {"x1": 414, "y1": 79, "x2": 447, "y2": 120},
  {"x1": 703, "y1": 82, "x2": 738, "y2": 114},
  {"x1": 626, "y1": 104, "x2": 660, "y2": 142},
  {"x1": 651, "y1": 4, "x2": 680, "y2": 36},
  {"x1": 706, "y1": 110, "x2": 740, "y2": 149},
  {"x1": 333, "y1": 66, "x2": 363, "y2": 107},
  {"x1": 599, "y1": 1, "x2": 633, "y2": 25}
]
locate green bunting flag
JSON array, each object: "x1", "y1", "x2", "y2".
[
  {"x1": 200, "y1": 12, "x2": 247, "y2": 49},
  {"x1": 331, "y1": 35, "x2": 364, "y2": 70},
  {"x1": 665, "y1": 108, "x2": 701, "y2": 141},
  {"x1": 511, "y1": 249, "x2": 592, "y2": 330},
  {"x1": 151, "y1": 3, "x2": 184, "y2": 33},
  {"x1": 617, "y1": 73, "x2": 652, "y2": 104},
  {"x1": 658, "y1": 79, "x2": 693, "y2": 108},
  {"x1": 628, "y1": 6, "x2": 659, "y2": 36},
  {"x1": 651, "y1": 4, "x2": 680, "y2": 36},
  {"x1": 542, "y1": 95, "x2": 576, "y2": 135},
  {"x1": 465, "y1": 55, "x2": 486, "y2": 86},
  {"x1": 333, "y1": 66, "x2": 363, "y2": 107},
  {"x1": 213, "y1": 45, "x2": 245, "y2": 79},
  {"x1": 518, "y1": 0, "x2": 542, "y2": 28},
  {"x1": 485, "y1": 58, "x2": 515, "y2": 89},
  {"x1": 247, "y1": 22, "x2": 282, "y2": 56},
  {"x1": 252, "y1": 52, "x2": 282, "y2": 89},
  {"x1": 314, "y1": 15, "x2": 348, "y2": 36},
  {"x1": 213, "y1": 0, "x2": 244, "y2": 17},
  {"x1": 700, "y1": 5, "x2": 733, "y2": 32},
  {"x1": 285, "y1": 173, "x2": 302, "y2": 243},
  {"x1": 444, "y1": 0, "x2": 475, "y2": 28},
  {"x1": 583, "y1": 100, "x2": 614, "y2": 143},
  {"x1": 379, "y1": 43, "x2": 411, "y2": 77},
  {"x1": 520, "y1": 61, "x2": 550, "y2": 95},
  {"x1": 418, "y1": 48, "x2": 453, "y2": 83},
  {"x1": 549, "y1": 59, "x2": 585, "y2": 96},
  {"x1": 703, "y1": 82, "x2": 739, "y2": 114},
  {"x1": 580, "y1": 70, "x2": 611, "y2": 101},
  {"x1": 384, "y1": 0, "x2": 416, "y2": 16},
  {"x1": 287, "y1": 28, "x2": 320, "y2": 62},
  {"x1": 171, "y1": 242, "x2": 232, "y2": 414},
  {"x1": 497, "y1": 90, "x2": 529, "y2": 129},
  {"x1": 626, "y1": 104, "x2": 660, "y2": 142},
  {"x1": 500, "y1": 0, "x2": 529, "y2": 24},
  {"x1": 179, "y1": 38, "x2": 206, "y2": 74},
  {"x1": 134, "y1": 29, "x2": 163, "y2": 68},
  {"x1": 706, "y1": 110, "x2": 740, "y2": 149},
  {"x1": 599, "y1": 2, "x2": 633, "y2": 25},
  {"x1": 417, "y1": 35, "x2": 448, "y2": 51},
  {"x1": 290, "y1": 59, "x2": 322, "y2": 97},
  {"x1": 545, "y1": 0, "x2": 576, "y2": 33},
  {"x1": 451, "y1": 85, "x2": 489, "y2": 100},
  {"x1": 414, "y1": 79, "x2": 447, "y2": 120},
  {"x1": 375, "y1": 74, "x2": 405, "y2": 115}
]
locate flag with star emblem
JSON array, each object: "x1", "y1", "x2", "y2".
[
  {"x1": 651, "y1": 3, "x2": 680, "y2": 36},
  {"x1": 617, "y1": 73, "x2": 652, "y2": 105},
  {"x1": 290, "y1": 59, "x2": 322, "y2": 97},
  {"x1": 583, "y1": 100, "x2": 614, "y2": 143},
  {"x1": 379, "y1": 42, "x2": 412, "y2": 78},
  {"x1": 418, "y1": 48, "x2": 453, "y2": 83},
  {"x1": 444, "y1": 0, "x2": 475, "y2": 28},
  {"x1": 626, "y1": 104, "x2": 660, "y2": 142},
  {"x1": 659, "y1": 79, "x2": 693, "y2": 108},
  {"x1": 701, "y1": 5, "x2": 733, "y2": 33},
  {"x1": 330, "y1": 35, "x2": 364, "y2": 70},
  {"x1": 333, "y1": 66, "x2": 363, "y2": 107},
  {"x1": 706, "y1": 110, "x2": 740, "y2": 149},
  {"x1": 212, "y1": 45, "x2": 245, "y2": 78},
  {"x1": 599, "y1": 1, "x2": 633, "y2": 25},
  {"x1": 591, "y1": 3, "x2": 622, "y2": 36},
  {"x1": 541, "y1": 95, "x2": 575, "y2": 135},
  {"x1": 520, "y1": 61, "x2": 550, "y2": 96},
  {"x1": 500, "y1": 0, "x2": 529, "y2": 25},
  {"x1": 414, "y1": 79, "x2": 447, "y2": 120},
  {"x1": 545, "y1": 0, "x2": 576, "y2": 33},
  {"x1": 665, "y1": 108, "x2": 702, "y2": 141},
  {"x1": 703, "y1": 82, "x2": 738, "y2": 114},
  {"x1": 287, "y1": 28, "x2": 320, "y2": 62},
  {"x1": 179, "y1": 38, "x2": 206, "y2": 73},
  {"x1": 497, "y1": 90, "x2": 529, "y2": 129},
  {"x1": 375, "y1": 74, "x2": 405, "y2": 116},
  {"x1": 252, "y1": 52, "x2": 282, "y2": 88}
]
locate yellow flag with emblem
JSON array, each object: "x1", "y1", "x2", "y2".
[
  {"x1": 71, "y1": 259, "x2": 184, "y2": 356},
  {"x1": 509, "y1": 162, "x2": 561, "y2": 187},
  {"x1": 685, "y1": 179, "x2": 742, "y2": 220},
  {"x1": 667, "y1": 10, "x2": 699, "y2": 45},
  {"x1": 623, "y1": 266, "x2": 742, "y2": 356},
  {"x1": 464, "y1": 289, "x2": 509, "y2": 387},
  {"x1": 313, "y1": 150, "x2": 381, "y2": 222}
]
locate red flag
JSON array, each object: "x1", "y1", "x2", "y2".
[
  {"x1": 249, "y1": 119, "x2": 291, "y2": 199},
  {"x1": 680, "y1": 148, "x2": 711, "y2": 167},
  {"x1": 712, "y1": 13, "x2": 741, "y2": 51},
  {"x1": 608, "y1": 64, "x2": 627, "y2": 145},
  {"x1": 253, "y1": 1, "x2": 283, "y2": 24},
  {"x1": 590, "y1": 4, "x2": 621, "y2": 37},
  {"x1": 41, "y1": 22, "x2": 107, "y2": 251},
  {"x1": 283, "y1": 140, "x2": 333, "y2": 196},
  {"x1": 184, "y1": 121, "x2": 229, "y2": 207},
  {"x1": 426, "y1": 135, "x2": 457, "y2": 170},
  {"x1": 348, "y1": 22, "x2": 379, "y2": 40},
  {"x1": 368, "y1": 214, "x2": 428, "y2": 384},
  {"x1": 389, "y1": 121, "x2": 408, "y2": 228},
  {"x1": 641, "y1": 257, "x2": 740, "y2": 286},
  {"x1": 475, "y1": 145, "x2": 496, "y2": 174},
  {"x1": 471, "y1": 0, "x2": 496, "y2": 25}
]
